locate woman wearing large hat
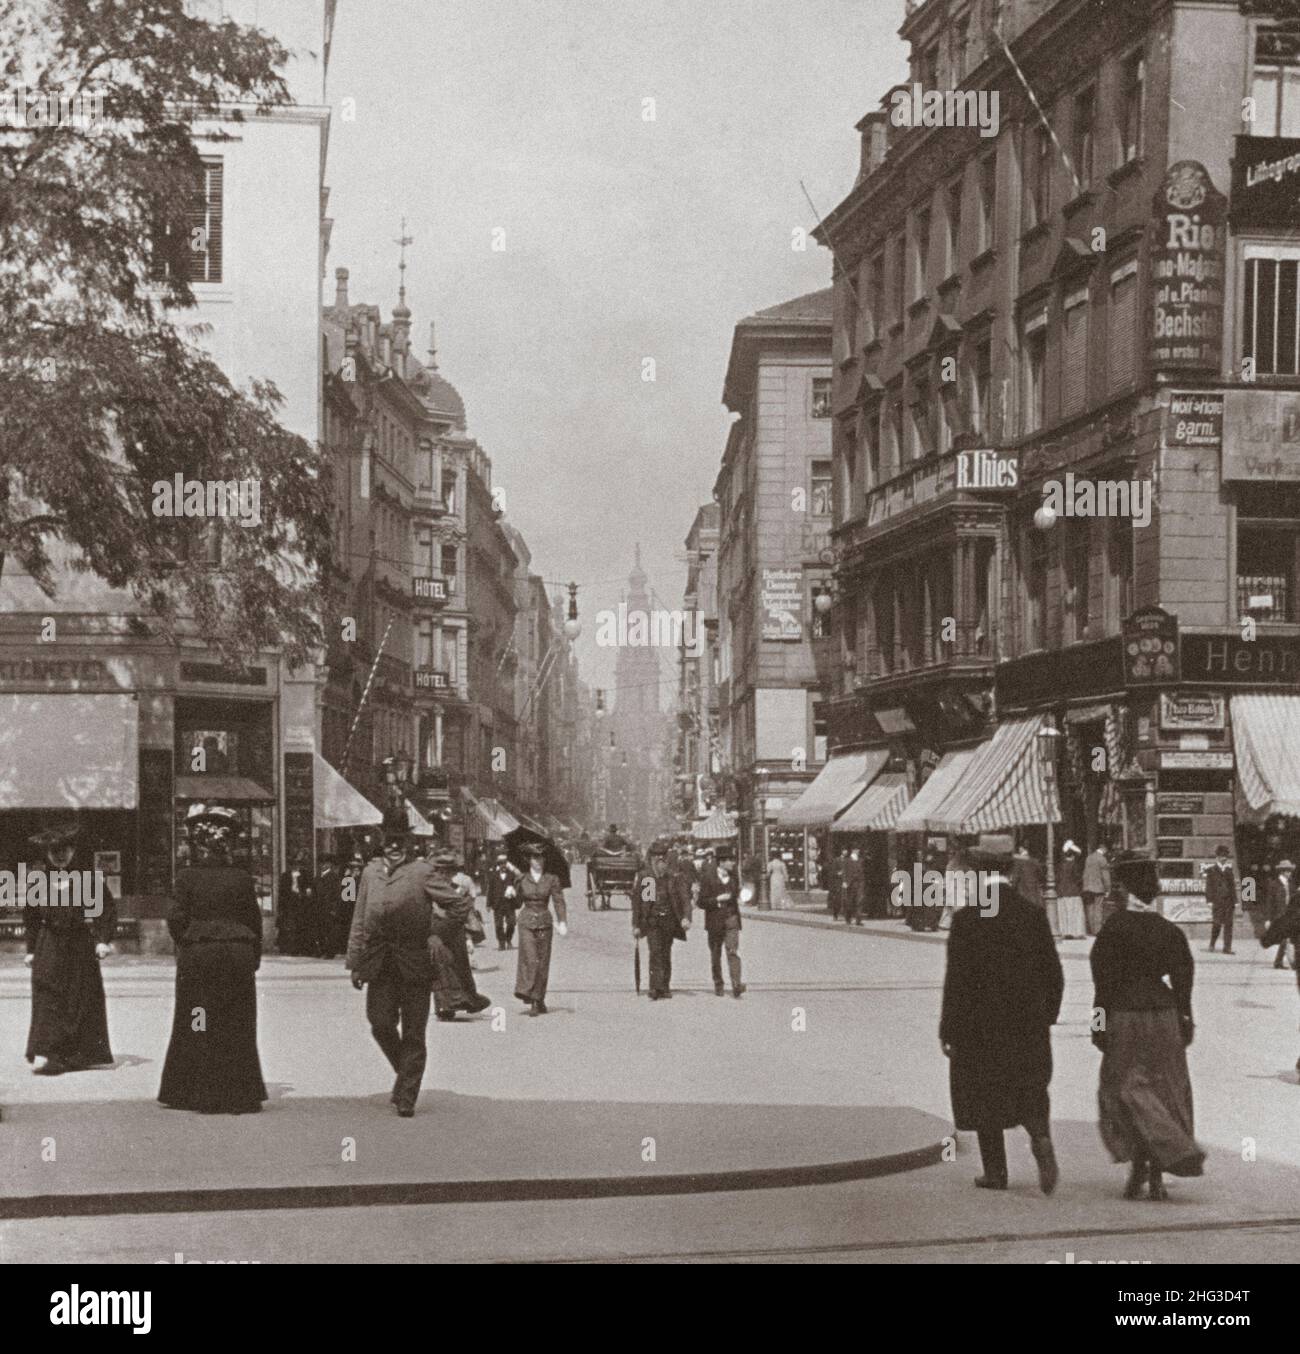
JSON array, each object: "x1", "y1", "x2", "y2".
[
  {"x1": 1090, "y1": 851, "x2": 1204, "y2": 1199},
  {"x1": 158, "y1": 805, "x2": 267, "y2": 1114},
  {"x1": 23, "y1": 811, "x2": 115, "y2": 1075}
]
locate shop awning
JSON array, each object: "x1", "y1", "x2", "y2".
[
  {"x1": 777, "y1": 750, "x2": 888, "y2": 828},
  {"x1": 405, "y1": 798, "x2": 435, "y2": 837},
  {"x1": 1232, "y1": 694, "x2": 1300, "y2": 820},
  {"x1": 0, "y1": 693, "x2": 139, "y2": 809},
  {"x1": 894, "y1": 745, "x2": 986, "y2": 834},
  {"x1": 831, "y1": 773, "x2": 910, "y2": 833},
  {"x1": 692, "y1": 807, "x2": 738, "y2": 840},
  {"x1": 175, "y1": 775, "x2": 274, "y2": 802},
  {"x1": 464, "y1": 790, "x2": 519, "y2": 838},
  {"x1": 313, "y1": 755, "x2": 382, "y2": 829},
  {"x1": 926, "y1": 714, "x2": 1061, "y2": 834}
]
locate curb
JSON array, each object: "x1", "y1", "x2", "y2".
[
  {"x1": 0, "y1": 1140, "x2": 947, "y2": 1220},
  {"x1": 745, "y1": 911, "x2": 948, "y2": 943}
]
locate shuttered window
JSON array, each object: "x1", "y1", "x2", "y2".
[
  {"x1": 1062, "y1": 288, "x2": 1089, "y2": 417},
  {"x1": 1108, "y1": 262, "x2": 1138, "y2": 393},
  {"x1": 151, "y1": 158, "x2": 223, "y2": 284}
]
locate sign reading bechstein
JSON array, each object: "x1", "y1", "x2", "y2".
[{"x1": 1148, "y1": 161, "x2": 1226, "y2": 372}]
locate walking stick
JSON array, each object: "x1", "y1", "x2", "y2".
[{"x1": 634, "y1": 935, "x2": 641, "y2": 994}]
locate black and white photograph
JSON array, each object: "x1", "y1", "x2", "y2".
[{"x1": 0, "y1": 0, "x2": 1297, "y2": 1306}]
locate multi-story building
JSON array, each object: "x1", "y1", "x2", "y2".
[
  {"x1": 712, "y1": 290, "x2": 835, "y2": 897},
  {"x1": 0, "y1": 0, "x2": 336, "y2": 942},
  {"x1": 816, "y1": 0, "x2": 1300, "y2": 925},
  {"x1": 675, "y1": 504, "x2": 721, "y2": 824}
]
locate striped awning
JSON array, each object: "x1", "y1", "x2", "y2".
[
  {"x1": 692, "y1": 807, "x2": 738, "y2": 840},
  {"x1": 926, "y1": 714, "x2": 1061, "y2": 834},
  {"x1": 777, "y1": 750, "x2": 889, "y2": 828},
  {"x1": 894, "y1": 745, "x2": 985, "y2": 834},
  {"x1": 831, "y1": 773, "x2": 910, "y2": 833},
  {"x1": 1233, "y1": 694, "x2": 1300, "y2": 820}
]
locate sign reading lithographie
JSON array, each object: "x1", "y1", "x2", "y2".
[
  {"x1": 1166, "y1": 392, "x2": 1224, "y2": 449},
  {"x1": 1221, "y1": 389, "x2": 1300, "y2": 481},
  {"x1": 283, "y1": 751, "x2": 314, "y2": 881},
  {"x1": 1230, "y1": 134, "x2": 1300, "y2": 229},
  {"x1": 1159, "y1": 691, "x2": 1225, "y2": 731},
  {"x1": 761, "y1": 568, "x2": 803, "y2": 641},
  {"x1": 0, "y1": 656, "x2": 118, "y2": 687},
  {"x1": 1123, "y1": 606, "x2": 1180, "y2": 686},
  {"x1": 1182, "y1": 632, "x2": 1300, "y2": 685},
  {"x1": 1148, "y1": 161, "x2": 1226, "y2": 372},
  {"x1": 136, "y1": 747, "x2": 173, "y2": 897}
]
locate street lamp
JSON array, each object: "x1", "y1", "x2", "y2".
[
  {"x1": 563, "y1": 580, "x2": 581, "y2": 640},
  {"x1": 755, "y1": 765, "x2": 771, "y2": 911},
  {"x1": 1037, "y1": 718, "x2": 1061, "y2": 926}
]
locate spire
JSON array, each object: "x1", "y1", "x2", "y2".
[
  {"x1": 391, "y1": 218, "x2": 412, "y2": 367},
  {"x1": 426, "y1": 320, "x2": 438, "y2": 371}
]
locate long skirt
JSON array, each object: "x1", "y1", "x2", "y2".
[
  {"x1": 158, "y1": 939, "x2": 266, "y2": 1114},
  {"x1": 1098, "y1": 1007, "x2": 1204, "y2": 1174},
  {"x1": 1057, "y1": 894, "x2": 1087, "y2": 938},
  {"x1": 26, "y1": 929, "x2": 113, "y2": 1068},
  {"x1": 428, "y1": 920, "x2": 481, "y2": 1013},
  {"x1": 515, "y1": 925, "x2": 553, "y2": 1001}
]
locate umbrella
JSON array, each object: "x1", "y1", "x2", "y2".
[{"x1": 503, "y1": 826, "x2": 572, "y2": 890}]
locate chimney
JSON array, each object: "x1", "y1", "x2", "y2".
[{"x1": 334, "y1": 266, "x2": 349, "y2": 310}]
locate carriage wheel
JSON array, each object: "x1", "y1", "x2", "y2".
[{"x1": 587, "y1": 873, "x2": 596, "y2": 910}]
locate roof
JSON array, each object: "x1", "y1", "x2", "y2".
[
  {"x1": 722, "y1": 286, "x2": 833, "y2": 412},
  {"x1": 746, "y1": 288, "x2": 834, "y2": 325}
]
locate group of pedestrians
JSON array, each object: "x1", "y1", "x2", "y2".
[{"x1": 827, "y1": 847, "x2": 868, "y2": 925}]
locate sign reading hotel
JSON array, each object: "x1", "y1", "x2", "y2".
[
  {"x1": 1166, "y1": 392, "x2": 1223, "y2": 449},
  {"x1": 414, "y1": 668, "x2": 449, "y2": 692},
  {"x1": 1148, "y1": 161, "x2": 1225, "y2": 372},
  {"x1": 413, "y1": 576, "x2": 448, "y2": 604},
  {"x1": 955, "y1": 448, "x2": 1019, "y2": 490},
  {"x1": 1221, "y1": 389, "x2": 1300, "y2": 481},
  {"x1": 1123, "y1": 606, "x2": 1180, "y2": 686},
  {"x1": 1230, "y1": 134, "x2": 1300, "y2": 229},
  {"x1": 761, "y1": 568, "x2": 803, "y2": 642}
]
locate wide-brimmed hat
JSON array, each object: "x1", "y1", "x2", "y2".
[
  {"x1": 1276, "y1": 859, "x2": 1296, "y2": 872},
  {"x1": 28, "y1": 811, "x2": 80, "y2": 849},
  {"x1": 1112, "y1": 850, "x2": 1160, "y2": 904},
  {"x1": 431, "y1": 847, "x2": 459, "y2": 869}
]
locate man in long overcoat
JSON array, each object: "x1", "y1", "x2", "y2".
[
  {"x1": 695, "y1": 842, "x2": 746, "y2": 998},
  {"x1": 632, "y1": 840, "x2": 692, "y2": 1000},
  {"x1": 485, "y1": 847, "x2": 521, "y2": 949},
  {"x1": 1204, "y1": 845, "x2": 1237, "y2": 955},
  {"x1": 940, "y1": 843, "x2": 1064, "y2": 1193}
]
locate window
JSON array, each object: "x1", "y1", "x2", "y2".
[
  {"x1": 835, "y1": 279, "x2": 857, "y2": 361},
  {"x1": 863, "y1": 409, "x2": 881, "y2": 491},
  {"x1": 1108, "y1": 260, "x2": 1139, "y2": 392},
  {"x1": 441, "y1": 628, "x2": 459, "y2": 684},
  {"x1": 1107, "y1": 514, "x2": 1134, "y2": 627},
  {"x1": 971, "y1": 334, "x2": 993, "y2": 435},
  {"x1": 978, "y1": 154, "x2": 997, "y2": 251},
  {"x1": 1251, "y1": 27, "x2": 1300, "y2": 138},
  {"x1": 1062, "y1": 286, "x2": 1089, "y2": 418},
  {"x1": 947, "y1": 176, "x2": 963, "y2": 273},
  {"x1": 441, "y1": 543, "x2": 458, "y2": 595},
  {"x1": 418, "y1": 620, "x2": 436, "y2": 669},
  {"x1": 913, "y1": 207, "x2": 931, "y2": 300},
  {"x1": 1022, "y1": 314, "x2": 1047, "y2": 434},
  {"x1": 910, "y1": 376, "x2": 933, "y2": 459},
  {"x1": 1066, "y1": 517, "x2": 1091, "y2": 642},
  {"x1": 888, "y1": 387, "x2": 905, "y2": 475},
  {"x1": 1072, "y1": 86, "x2": 1095, "y2": 190},
  {"x1": 416, "y1": 527, "x2": 434, "y2": 576},
  {"x1": 1244, "y1": 248, "x2": 1300, "y2": 377},
  {"x1": 811, "y1": 377, "x2": 832, "y2": 419},
  {"x1": 1118, "y1": 51, "x2": 1145, "y2": 162},
  {"x1": 873, "y1": 578, "x2": 896, "y2": 675},
  {"x1": 151, "y1": 157, "x2": 223, "y2": 284},
  {"x1": 1236, "y1": 486, "x2": 1300, "y2": 623},
  {"x1": 868, "y1": 249, "x2": 886, "y2": 340},
  {"x1": 892, "y1": 234, "x2": 906, "y2": 321},
  {"x1": 1021, "y1": 520, "x2": 1048, "y2": 651},
  {"x1": 952, "y1": 12, "x2": 971, "y2": 83},
  {"x1": 441, "y1": 470, "x2": 457, "y2": 513},
  {"x1": 1027, "y1": 123, "x2": 1052, "y2": 227},
  {"x1": 810, "y1": 460, "x2": 833, "y2": 516},
  {"x1": 917, "y1": 41, "x2": 939, "y2": 89}
]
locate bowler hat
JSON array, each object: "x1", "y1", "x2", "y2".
[
  {"x1": 432, "y1": 847, "x2": 459, "y2": 869},
  {"x1": 1112, "y1": 850, "x2": 1161, "y2": 904}
]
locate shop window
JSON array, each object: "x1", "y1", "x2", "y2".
[
  {"x1": 811, "y1": 377, "x2": 832, "y2": 419},
  {"x1": 1251, "y1": 26, "x2": 1300, "y2": 138},
  {"x1": 1243, "y1": 248, "x2": 1300, "y2": 377},
  {"x1": 1118, "y1": 51, "x2": 1145, "y2": 163}
]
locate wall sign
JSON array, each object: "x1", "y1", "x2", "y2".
[
  {"x1": 761, "y1": 569, "x2": 803, "y2": 641},
  {"x1": 283, "y1": 751, "x2": 315, "y2": 883},
  {"x1": 1123, "y1": 606, "x2": 1180, "y2": 686},
  {"x1": 1160, "y1": 692, "x2": 1225, "y2": 731},
  {"x1": 955, "y1": 448, "x2": 1020, "y2": 490},
  {"x1": 0, "y1": 657, "x2": 117, "y2": 687},
  {"x1": 1166, "y1": 392, "x2": 1223, "y2": 448},
  {"x1": 1221, "y1": 388, "x2": 1300, "y2": 481},
  {"x1": 1181, "y1": 633, "x2": 1300, "y2": 685},
  {"x1": 1159, "y1": 750, "x2": 1234, "y2": 770},
  {"x1": 1148, "y1": 161, "x2": 1226, "y2": 372},
  {"x1": 1230, "y1": 134, "x2": 1300, "y2": 229}
]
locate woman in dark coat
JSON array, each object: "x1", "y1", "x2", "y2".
[
  {"x1": 426, "y1": 848, "x2": 491, "y2": 1021},
  {"x1": 158, "y1": 807, "x2": 267, "y2": 1114},
  {"x1": 940, "y1": 846, "x2": 1064, "y2": 1192},
  {"x1": 1091, "y1": 854, "x2": 1204, "y2": 1200},
  {"x1": 514, "y1": 845, "x2": 568, "y2": 1016},
  {"x1": 24, "y1": 815, "x2": 115, "y2": 1075},
  {"x1": 1261, "y1": 892, "x2": 1300, "y2": 1075}
]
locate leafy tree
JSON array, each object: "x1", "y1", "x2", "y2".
[{"x1": 0, "y1": 0, "x2": 331, "y2": 666}]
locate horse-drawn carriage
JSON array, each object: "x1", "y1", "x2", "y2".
[{"x1": 586, "y1": 847, "x2": 641, "y2": 910}]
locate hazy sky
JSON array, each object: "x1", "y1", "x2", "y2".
[{"x1": 325, "y1": 0, "x2": 908, "y2": 693}]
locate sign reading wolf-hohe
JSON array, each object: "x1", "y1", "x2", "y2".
[{"x1": 1148, "y1": 161, "x2": 1225, "y2": 372}]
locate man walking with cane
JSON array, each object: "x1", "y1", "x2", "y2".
[
  {"x1": 633, "y1": 839, "x2": 692, "y2": 1000},
  {"x1": 696, "y1": 842, "x2": 746, "y2": 998}
]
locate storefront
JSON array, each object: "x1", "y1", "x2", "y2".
[{"x1": 775, "y1": 751, "x2": 889, "y2": 898}]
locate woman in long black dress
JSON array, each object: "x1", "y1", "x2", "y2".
[
  {"x1": 24, "y1": 813, "x2": 115, "y2": 1075},
  {"x1": 1091, "y1": 854, "x2": 1205, "y2": 1200},
  {"x1": 158, "y1": 806, "x2": 267, "y2": 1114}
]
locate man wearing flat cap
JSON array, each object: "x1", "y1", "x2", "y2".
[
  {"x1": 940, "y1": 839, "x2": 1063, "y2": 1194},
  {"x1": 346, "y1": 812, "x2": 463, "y2": 1115},
  {"x1": 632, "y1": 840, "x2": 692, "y2": 1000},
  {"x1": 23, "y1": 811, "x2": 115, "y2": 1076}
]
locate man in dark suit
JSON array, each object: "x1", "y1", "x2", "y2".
[
  {"x1": 277, "y1": 850, "x2": 314, "y2": 956},
  {"x1": 695, "y1": 843, "x2": 747, "y2": 998},
  {"x1": 1265, "y1": 860, "x2": 1295, "y2": 970},
  {"x1": 842, "y1": 848, "x2": 865, "y2": 926},
  {"x1": 940, "y1": 842, "x2": 1064, "y2": 1193},
  {"x1": 485, "y1": 847, "x2": 521, "y2": 949},
  {"x1": 828, "y1": 847, "x2": 845, "y2": 921},
  {"x1": 632, "y1": 840, "x2": 692, "y2": 1000},
  {"x1": 1204, "y1": 845, "x2": 1238, "y2": 955},
  {"x1": 314, "y1": 855, "x2": 344, "y2": 958}
]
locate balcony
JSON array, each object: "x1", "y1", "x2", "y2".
[{"x1": 413, "y1": 488, "x2": 448, "y2": 519}]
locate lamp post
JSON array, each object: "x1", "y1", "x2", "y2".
[
  {"x1": 755, "y1": 765, "x2": 770, "y2": 911},
  {"x1": 1037, "y1": 718, "x2": 1060, "y2": 925}
]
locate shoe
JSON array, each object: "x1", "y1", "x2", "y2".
[
  {"x1": 733, "y1": 984, "x2": 746, "y2": 999},
  {"x1": 530, "y1": 1000, "x2": 546, "y2": 1016},
  {"x1": 396, "y1": 1107, "x2": 414, "y2": 1118},
  {"x1": 436, "y1": 1011, "x2": 458, "y2": 1022},
  {"x1": 514, "y1": 992, "x2": 530, "y2": 1004},
  {"x1": 1031, "y1": 1135, "x2": 1059, "y2": 1196},
  {"x1": 467, "y1": 993, "x2": 492, "y2": 1013},
  {"x1": 1148, "y1": 1165, "x2": 1168, "y2": 1202},
  {"x1": 974, "y1": 1175, "x2": 1008, "y2": 1190},
  {"x1": 1124, "y1": 1161, "x2": 1146, "y2": 1200},
  {"x1": 33, "y1": 1058, "x2": 69, "y2": 1077},
  {"x1": 1224, "y1": 948, "x2": 1235, "y2": 955},
  {"x1": 661, "y1": 990, "x2": 672, "y2": 999},
  {"x1": 714, "y1": 985, "x2": 725, "y2": 997}
]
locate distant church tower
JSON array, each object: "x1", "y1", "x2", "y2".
[{"x1": 609, "y1": 545, "x2": 670, "y2": 843}]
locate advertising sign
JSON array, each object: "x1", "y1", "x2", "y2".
[
  {"x1": 1221, "y1": 388, "x2": 1300, "y2": 481},
  {"x1": 1123, "y1": 606, "x2": 1180, "y2": 686},
  {"x1": 1166, "y1": 392, "x2": 1223, "y2": 448},
  {"x1": 1159, "y1": 692, "x2": 1225, "y2": 732},
  {"x1": 1230, "y1": 134, "x2": 1300, "y2": 229},
  {"x1": 1148, "y1": 161, "x2": 1226, "y2": 372},
  {"x1": 761, "y1": 568, "x2": 803, "y2": 641}
]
